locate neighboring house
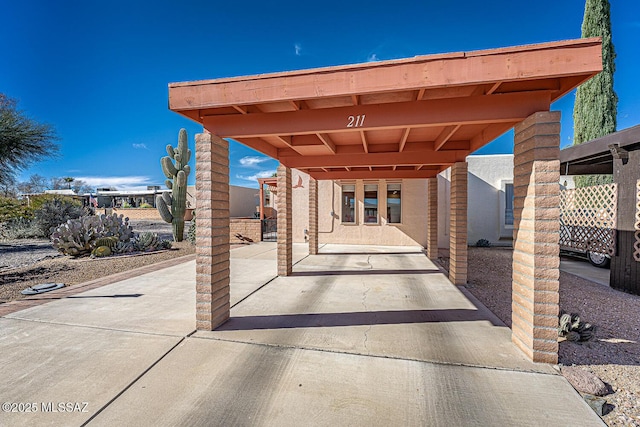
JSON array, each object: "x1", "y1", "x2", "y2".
[{"x1": 93, "y1": 184, "x2": 258, "y2": 218}]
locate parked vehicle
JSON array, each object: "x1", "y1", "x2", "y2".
[{"x1": 560, "y1": 217, "x2": 612, "y2": 268}]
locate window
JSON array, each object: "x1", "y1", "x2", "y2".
[
  {"x1": 387, "y1": 183, "x2": 402, "y2": 224},
  {"x1": 505, "y1": 183, "x2": 514, "y2": 226},
  {"x1": 341, "y1": 184, "x2": 355, "y2": 223},
  {"x1": 364, "y1": 184, "x2": 378, "y2": 224}
]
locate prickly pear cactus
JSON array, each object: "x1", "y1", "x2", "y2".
[
  {"x1": 51, "y1": 214, "x2": 134, "y2": 257},
  {"x1": 157, "y1": 128, "x2": 191, "y2": 242}
]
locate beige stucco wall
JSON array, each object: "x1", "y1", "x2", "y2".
[
  {"x1": 288, "y1": 170, "x2": 428, "y2": 246},
  {"x1": 229, "y1": 185, "x2": 259, "y2": 218}
]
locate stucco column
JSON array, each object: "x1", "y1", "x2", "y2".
[
  {"x1": 277, "y1": 164, "x2": 293, "y2": 275},
  {"x1": 512, "y1": 111, "x2": 561, "y2": 364},
  {"x1": 449, "y1": 162, "x2": 468, "y2": 285},
  {"x1": 427, "y1": 177, "x2": 438, "y2": 259},
  {"x1": 195, "y1": 132, "x2": 230, "y2": 330},
  {"x1": 309, "y1": 177, "x2": 318, "y2": 255}
]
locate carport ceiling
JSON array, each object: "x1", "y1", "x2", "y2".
[{"x1": 169, "y1": 38, "x2": 602, "y2": 180}]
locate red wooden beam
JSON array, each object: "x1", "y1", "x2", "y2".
[
  {"x1": 203, "y1": 92, "x2": 551, "y2": 138},
  {"x1": 280, "y1": 149, "x2": 466, "y2": 169},
  {"x1": 308, "y1": 169, "x2": 438, "y2": 180}
]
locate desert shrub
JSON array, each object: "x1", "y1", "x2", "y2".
[
  {"x1": 28, "y1": 194, "x2": 78, "y2": 212},
  {"x1": 34, "y1": 197, "x2": 87, "y2": 237},
  {"x1": 51, "y1": 213, "x2": 134, "y2": 257},
  {"x1": 186, "y1": 211, "x2": 196, "y2": 245},
  {"x1": 475, "y1": 238, "x2": 491, "y2": 247},
  {"x1": 0, "y1": 196, "x2": 32, "y2": 222},
  {"x1": 0, "y1": 217, "x2": 42, "y2": 239},
  {"x1": 139, "y1": 202, "x2": 153, "y2": 209}
]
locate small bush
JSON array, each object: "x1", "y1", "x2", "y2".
[
  {"x1": 475, "y1": 238, "x2": 491, "y2": 247},
  {"x1": 187, "y1": 211, "x2": 196, "y2": 245},
  {"x1": 35, "y1": 197, "x2": 87, "y2": 237},
  {"x1": 0, "y1": 217, "x2": 43, "y2": 239},
  {"x1": 139, "y1": 202, "x2": 153, "y2": 209},
  {"x1": 0, "y1": 196, "x2": 32, "y2": 222}
]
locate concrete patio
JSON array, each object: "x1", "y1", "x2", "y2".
[{"x1": 0, "y1": 243, "x2": 603, "y2": 426}]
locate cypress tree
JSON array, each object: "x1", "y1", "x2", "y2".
[{"x1": 572, "y1": 0, "x2": 617, "y2": 187}]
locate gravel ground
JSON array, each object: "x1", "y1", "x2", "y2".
[
  {"x1": 0, "y1": 220, "x2": 195, "y2": 303},
  {"x1": 463, "y1": 247, "x2": 640, "y2": 427}
]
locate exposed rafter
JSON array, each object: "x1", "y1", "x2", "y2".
[
  {"x1": 316, "y1": 133, "x2": 337, "y2": 154},
  {"x1": 203, "y1": 92, "x2": 552, "y2": 138},
  {"x1": 280, "y1": 149, "x2": 466, "y2": 169},
  {"x1": 434, "y1": 125, "x2": 462, "y2": 151}
]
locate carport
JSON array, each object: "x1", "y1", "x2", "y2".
[{"x1": 169, "y1": 38, "x2": 602, "y2": 363}]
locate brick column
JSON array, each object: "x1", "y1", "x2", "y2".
[
  {"x1": 195, "y1": 132, "x2": 230, "y2": 331},
  {"x1": 427, "y1": 177, "x2": 438, "y2": 259},
  {"x1": 512, "y1": 111, "x2": 561, "y2": 364},
  {"x1": 277, "y1": 164, "x2": 292, "y2": 276},
  {"x1": 309, "y1": 177, "x2": 318, "y2": 255},
  {"x1": 449, "y1": 162, "x2": 467, "y2": 285}
]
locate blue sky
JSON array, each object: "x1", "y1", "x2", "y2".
[{"x1": 2, "y1": 1, "x2": 639, "y2": 190}]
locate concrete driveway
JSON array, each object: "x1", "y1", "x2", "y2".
[{"x1": 0, "y1": 243, "x2": 603, "y2": 426}]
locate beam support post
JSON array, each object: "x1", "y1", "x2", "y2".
[
  {"x1": 277, "y1": 164, "x2": 293, "y2": 275},
  {"x1": 427, "y1": 177, "x2": 438, "y2": 259},
  {"x1": 195, "y1": 132, "x2": 230, "y2": 330},
  {"x1": 309, "y1": 177, "x2": 318, "y2": 255},
  {"x1": 449, "y1": 162, "x2": 468, "y2": 285},
  {"x1": 511, "y1": 111, "x2": 561, "y2": 364}
]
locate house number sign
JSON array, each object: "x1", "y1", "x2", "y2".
[{"x1": 347, "y1": 114, "x2": 366, "y2": 128}]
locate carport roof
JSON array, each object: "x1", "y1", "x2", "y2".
[
  {"x1": 560, "y1": 124, "x2": 640, "y2": 175},
  {"x1": 169, "y1": 38, "x2": 602, "y2": 180}
]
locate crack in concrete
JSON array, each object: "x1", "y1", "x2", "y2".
[{"x1": 362, "y1": 279, "x2": 371, "y2": 352}]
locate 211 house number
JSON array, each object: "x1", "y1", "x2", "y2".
[{"x1": 347, "y1": 114, "x2": 366, "y2": 128}]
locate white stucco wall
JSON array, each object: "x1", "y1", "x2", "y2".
[{"x1": 438, "y1": 154, "x2": 514, "y2": 248}]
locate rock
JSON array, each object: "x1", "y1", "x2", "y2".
[
  {"x1": 561, "y1": 366, "x2": 609, "y2": 396},
  {"x1": 583, "y1": 394, "x2": 607, "y2": 416}
]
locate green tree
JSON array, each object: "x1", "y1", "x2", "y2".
[
  {"x1": 572, "y1": 0, "x2": 617, "y2": 187},
  {"x1": 0, "y1": 94, "x2": 59, "y2": 186}
]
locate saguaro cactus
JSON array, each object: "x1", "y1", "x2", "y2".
[{"x1": 157, "y1": 128, "x2": 191, "y2": 241}]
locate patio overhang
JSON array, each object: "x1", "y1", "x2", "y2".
[
  {"x1": 560, "y1": 124, "x2": 640, "y2": 175},
  {"x1": 169, "y1": 38, "x2": 602, "y2": 179}
]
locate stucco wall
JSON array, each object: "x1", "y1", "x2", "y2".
[
  {"x1": 309, "y1": 176, "x2": 428, "y2": 246},
  {"x1": 438, "y1": 154, "x2": 514, "y2": 248},
  {"x1": 229, "y1": 185, "x2": 259, "y2": 218}
]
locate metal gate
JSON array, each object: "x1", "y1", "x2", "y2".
[
  {"x1": 560, "y1": 183, "x2": 617, "y2": 256},
  {"x1": 261, "y1": 219, "x2": 277, "y2": 242}
]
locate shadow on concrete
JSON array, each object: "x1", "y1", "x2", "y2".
[
  {"x1": 216, "y1": 308, "x2": 502, "y2": 331},
  {"x1": 67, "y1": 294, "x2": 143, "y2": 299},
  {"x1": 291, "y1": 269, "x2": 441, "y2": 277}
]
